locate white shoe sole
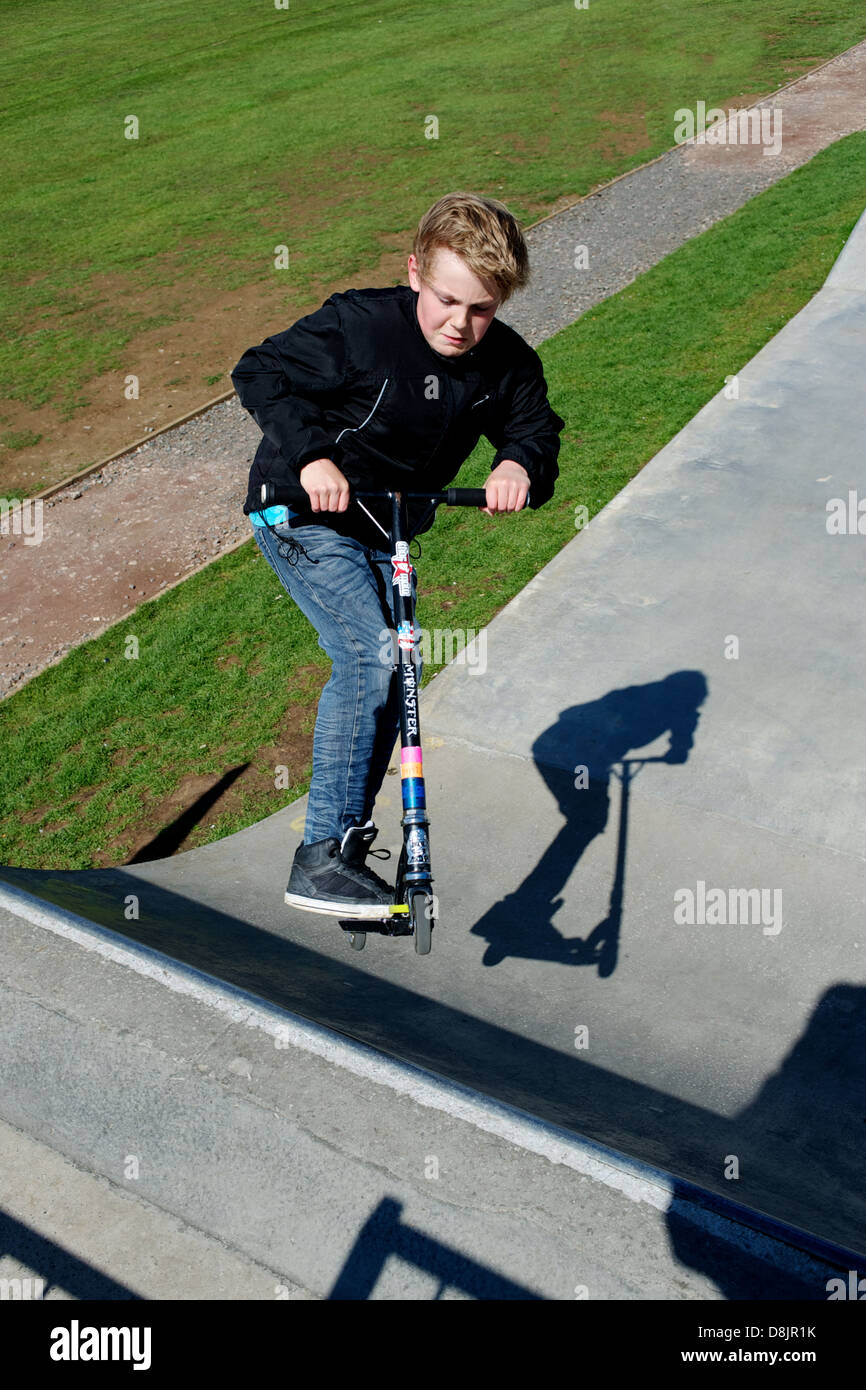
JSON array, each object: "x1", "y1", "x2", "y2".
[{"x1": 284, "y1": 891, "x2": 405, "y2": 921}]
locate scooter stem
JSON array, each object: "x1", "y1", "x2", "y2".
[{"x1": 388, "y1": 491, "x2": 432, "y2": 893}]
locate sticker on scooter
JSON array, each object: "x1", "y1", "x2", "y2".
[
  {"x1": 391, "y1": 542, "x2": 413, "y2": 596},
  {"x1": 406, "y1": 826, "x2": 429, "y2": 866},
  {"x1": 397, "y1": 619, "x2": 414, "y2": 651},
  {"x1": 401, "y1": 746, "x2": 423, "y2": 778}
]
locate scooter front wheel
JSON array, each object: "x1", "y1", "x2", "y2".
[{"x1": 410, "y1": 888, "x2": 436, "y2": 955}]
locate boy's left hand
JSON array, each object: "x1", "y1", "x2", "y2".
[{"x1": 481, "y1": 460, "x2": 531, "y2": 515}]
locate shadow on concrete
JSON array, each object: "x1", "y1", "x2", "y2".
[
  {"x1": 327, "y1": 1197, "x2": 542, "y2": 1300},
  {"x1": 471, "y1": 671, "x2": 708, "y2": 972},
  {"x1": 0, "y1": 1207, "x2": 141, "y2": 1300},
  {"x1": 127, "y1": 764, "x2": 250, "y2": 863}
]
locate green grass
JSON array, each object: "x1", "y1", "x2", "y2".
[
  {"x1": 1, "y1": 430, "x2": 42, "y2": 450},
  {"x1": 2, "y1": 130, "x2": 865, "y2": 869},
  {"x1": 2, "y1": 0, "x2": 864, "y2": 416}
]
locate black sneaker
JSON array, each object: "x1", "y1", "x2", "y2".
[{"x1": 285, "y1": 836, "x2": 394, "y2": 920}]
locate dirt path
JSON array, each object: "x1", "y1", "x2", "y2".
[{"x1": 2, "y1": 41, "x2": 865, "y2": 699}]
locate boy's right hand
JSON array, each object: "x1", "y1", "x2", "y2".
[{"x1": 299, "y1": 458, "x2": 351, "y2": 512}]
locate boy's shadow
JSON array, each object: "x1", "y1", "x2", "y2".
[{"x1": 470, "y1": 670, "x2": 708, "y2": 974}]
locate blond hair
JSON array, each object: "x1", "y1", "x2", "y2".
[{"x1": 412, "y1": 192, "x2": 529, "y2": 303}]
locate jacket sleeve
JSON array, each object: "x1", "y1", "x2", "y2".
[
  {"x1": 485, "y1": 351, "x2": 564, "y2": 508},
  {"x1": 231, "y1": 299, "x2": 348, "y2": 486}
]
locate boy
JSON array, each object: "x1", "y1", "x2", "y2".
[{"x1": 232, "y1": 191, "x2": 563, "y2": 918}]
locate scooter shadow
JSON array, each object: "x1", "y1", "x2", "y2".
[{"x1": 470, "y1": 669, "x2": 708, "y2": 974}]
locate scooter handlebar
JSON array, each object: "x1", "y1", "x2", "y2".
[{"x1": 259, "y1": 481, "x2": 525, "y2": 508}]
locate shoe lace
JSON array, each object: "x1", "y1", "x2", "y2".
[{"x1": 345, "y1": 857, "x2": 392, "y2": 894}]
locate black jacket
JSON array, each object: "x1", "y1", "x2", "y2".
[{"x1": 232, "y1": 284, "x2": 564, "y2": 548}]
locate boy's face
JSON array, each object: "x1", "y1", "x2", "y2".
[{"x1": 407, "y1": 247, "x2": 500, "y2": 358}]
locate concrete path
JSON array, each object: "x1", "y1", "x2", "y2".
[{"x1": 2, "y1": 209, "x2": 865, "y2": 1297}]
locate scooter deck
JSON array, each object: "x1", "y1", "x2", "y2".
[{"x1": 339, "y1": 913, "x2": 414, "y2": 938}]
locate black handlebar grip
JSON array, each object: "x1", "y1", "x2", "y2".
[
  {"x1": 444, "y1": 488, "x2": 489, "y2": 506},
  {"x1": 259, "y1": 479, "x2": 310, "y2": 507}
]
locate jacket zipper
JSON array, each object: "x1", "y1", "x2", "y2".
[{"x1": 334, "y1": 378, "x2": 389, "y2": 446}]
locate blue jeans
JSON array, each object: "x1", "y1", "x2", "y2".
[{"x1": 252, "y1": 520, "x2": 421, "y2": 844}]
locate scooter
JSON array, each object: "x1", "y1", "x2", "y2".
[{"x1": 260, "y1": 480, "x2": 493, "y2": 955}]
